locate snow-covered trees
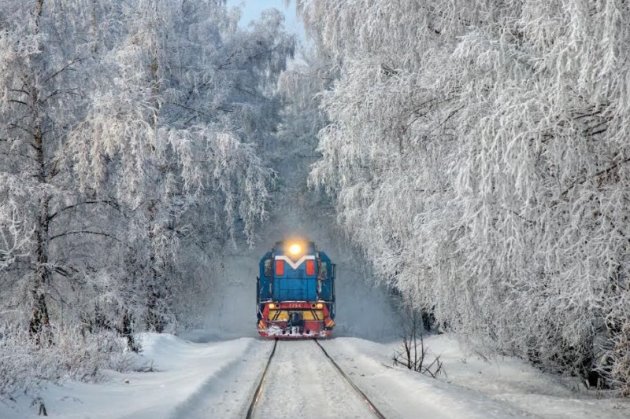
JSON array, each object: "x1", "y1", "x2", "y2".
[
  {"x1": 0, "y1": 0, "x2": 293, "y2": 396},
  {"x1": 299, "y1": 0, "x2": 630, "y2": 389}
]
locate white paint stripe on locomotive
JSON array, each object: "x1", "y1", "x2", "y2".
[{"x1": 274, "y1": 254, "x2": 315, "y2": 270}]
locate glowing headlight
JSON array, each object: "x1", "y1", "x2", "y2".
[
  {"x1": 288, "y1": 243, "x2": 301, "y2": 256},
  {"x1": 269, "y1": 303, "x2": 276, "y2": 309},
  {"x1": 316, "y1": 303, "x2": 324, "y2": 309}
]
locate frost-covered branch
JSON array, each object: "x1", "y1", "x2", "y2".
[{"x1": 0, "y1": 201, "x2": 32, "y2": 271}]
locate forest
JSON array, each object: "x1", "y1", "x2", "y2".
[
  {"x1": 0, "y1": 0, "x2": 294, "y2": 394},
  {"x1": 2, "y1": 0, "x2": 630, "y2": 401}
]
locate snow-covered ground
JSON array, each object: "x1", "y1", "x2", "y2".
[
  {"x1": 0, "y1": 334, "x2": 270, "y2": 419},
  {"x1": 321, "y1": 336, "x2": 630, "y2": 419},
  {"x1": 3, "y1": 333, "x2": 629, "y2": 418}
]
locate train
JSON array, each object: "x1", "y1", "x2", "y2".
[{"x1": 256, "y1": 239, "x2": 336, "y2": 338}]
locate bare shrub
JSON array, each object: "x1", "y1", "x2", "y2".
[{"x1": 393, "y1": 309, "x2": 444, "y2": 378}]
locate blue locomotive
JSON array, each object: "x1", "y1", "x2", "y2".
[{"x1": 256, "y1": 239, "x2": 336, "y2": 338}]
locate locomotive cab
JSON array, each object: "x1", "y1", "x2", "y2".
[{"x1": 256, "y1": 239, "x2": 336, "y2": 338}]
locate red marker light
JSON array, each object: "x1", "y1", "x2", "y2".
[
  {"x1": 275, "y1": 259, "x2": 285, "y2": 276},
  {"x1": 306, "y1": 260, "x2": 315, "y2": 276}
]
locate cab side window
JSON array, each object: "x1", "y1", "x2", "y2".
[{"x1": 319, "y1": 261, "x2": 328, "y2": 280}]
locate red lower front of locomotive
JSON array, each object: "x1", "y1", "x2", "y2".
[{"x1": 257, "y1": 301, "x2": 335, "y2": 339}]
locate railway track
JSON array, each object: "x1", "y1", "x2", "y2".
[
  {"x1": 245, "y1": 339, "x2": 386, "y2": 419},
  {"x1": 313, "y1": 339, "x2": 387, "y2": 419},
  {"x1": 245, "y1": 339, "x2": 278, "y2": 419}
]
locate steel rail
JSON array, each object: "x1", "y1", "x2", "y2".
[
  {"x1": 245, "y1": 338, "x2": 278, "y2": 419},
  {"x1": 314, "y1": 339, "x2": 387, "y2": 419}
]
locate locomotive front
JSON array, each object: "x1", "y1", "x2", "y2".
[{"x1": 256, "y1": 239, "x2": 336, "y2": 338}]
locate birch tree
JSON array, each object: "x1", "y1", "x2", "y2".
[{"x1": 0, "y1": 0, "x2": 99, "y2": 342}]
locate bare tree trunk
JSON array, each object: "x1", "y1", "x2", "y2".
[
  {"x1": 35, "y1": 0, "x2": 44, "y2": 29},
  {"x1": 28, "y1": 0, "x2": 52, "y2": 342},
  {"x1": 29, "y1": 106, "x2": 52, "y2": 344},
  {"x1": 144, "y1": 21, "x2": 168, "y2": 333},
  {"x1": 145, "y1": 199, "x2": 165, "y2": 332},
  {"x1": 29, "y1": 195, "x2": 51, "y2": 341},
  {"x1": 121, "y1": 310, "x2": 139, "y2": 352}
]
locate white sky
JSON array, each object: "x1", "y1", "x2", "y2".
[{"x1": 226, "y1": 0, "x2": 306, "y2": 41}]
